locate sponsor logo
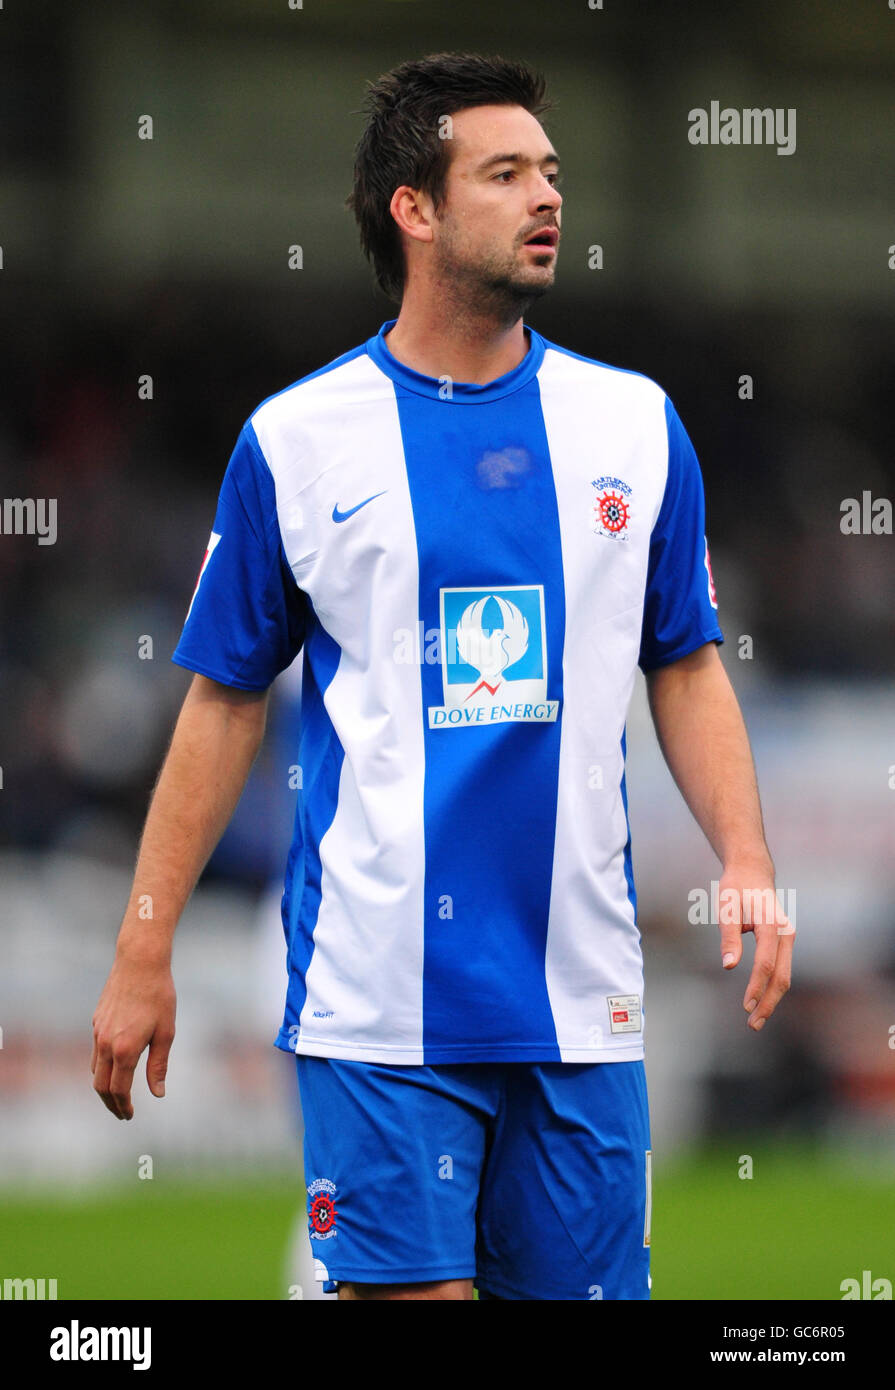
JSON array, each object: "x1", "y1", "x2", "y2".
[
  {"x1": 332, "y1": 491, "x2": 387, "y2": 522},
  {"x1": 592, "y1": 475, "x2": 632, "y2": 541},
  {"x1": 704, "y1": 537, "x2": 718, "y2": 608},
  {"x1": 186, "y1": 531, "x2": 221, "y2": 619},
  {"x1": 429, "y1": 585, "x2": 558, "y2": 729},
  {"x1": 308, "y1": 1178, "x2": 338, "y2": 1240}
]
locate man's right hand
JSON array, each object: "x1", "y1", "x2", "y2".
[
  {"x1": 91, "y1": 952, "x2": 176, "y2": 1120},
  {"x1": 89, "y1": 674, "x2": 269, "y2": 1121}
]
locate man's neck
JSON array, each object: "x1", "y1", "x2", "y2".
[{"x1": 383, "y1": 288, "x2": 531, "y2": 387}]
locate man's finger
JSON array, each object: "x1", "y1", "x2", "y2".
[
  {"x1": 744, "y1": 903, "x2": 795, "y2": 1011},
  {"x1": 742, "y1": 920, "x2": 779, "y2": 1015},
  {"x1": 717, "y1": 883, "x2": 743, "y2": 968},
  {"x1": 92, "y1": 1050, "x2": 128, "y2": 1120},
  {"x1": 719, "y1": 922, "x2": 743, "y2": 969},
  {"x1": 100, "y1": 1092, "x2": 125, "y2": 1120},
  {"x1": 775, "y1": 909, "x2": 795, "y2": 937},
  {"x1": 92, "y1": 1051, "x2": 113, "y2": 1106},
  {"x1": 744, "y1": 928, "x2": 794, "y2": 1028},
  {"x1": 107, "y1": 1047, "x2": 140, "y2": 1121},
  {"x1": 747, "y1": 931, "x2": 794, "y2": 1030},
  {"x1": 146, "y1": 1033, "x2": 173, "y2": 1099}
]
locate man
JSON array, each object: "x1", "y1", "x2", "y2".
[{"x1": 92, "y1": 52, "x2": 793, "y2": 1301}]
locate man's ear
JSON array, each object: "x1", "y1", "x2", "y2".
[{"x1": 389, "y1": 185, "x2": 436, "y2": 246}]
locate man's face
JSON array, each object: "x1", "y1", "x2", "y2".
[{"x1": 427, "y1": 104, "x2": 562, "y2": 304}]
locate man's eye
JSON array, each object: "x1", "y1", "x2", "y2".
[{"x1": 492, "y1": 169, "x2": 561, "y2": 185}]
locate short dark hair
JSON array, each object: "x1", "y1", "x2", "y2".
[{"x1": 346, "y1": 52, "x2": 554, "y2": 303}]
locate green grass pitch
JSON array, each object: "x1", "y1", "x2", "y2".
[{"x1": 1, "y1": 1145, "x2": 891, "y2": 1300}]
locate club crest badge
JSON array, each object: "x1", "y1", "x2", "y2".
[
  {"x1": 307, "y1": 1178, "x2": 338, "y2": 1240},
  {"x1": 592, "y1": 476, "x2": 632, "y2": 541}
]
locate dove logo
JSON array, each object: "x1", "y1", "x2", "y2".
[{"x1": 429, "y1": 585, "x2": 559, "y2": 729}]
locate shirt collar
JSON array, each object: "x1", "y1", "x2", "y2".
[{"x1": 366, "y1": 318, "x2": 545, "y2": 403}]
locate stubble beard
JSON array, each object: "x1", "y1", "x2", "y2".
[{"x1": 434, "y1": 225, "x2": 555, "y2": 328}]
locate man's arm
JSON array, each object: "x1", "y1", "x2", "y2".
[
  {"x1": 643, "y1": 641, "x2": 793, "y2": 1031},
  {"x1": 91, "y1": 672, "x2": 269, "y2": 1119}
]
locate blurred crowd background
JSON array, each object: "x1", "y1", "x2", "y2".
[{"x1": 0, "y1": 0, "x2": 893, "y2": 1297}]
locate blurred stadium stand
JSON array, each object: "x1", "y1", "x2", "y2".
[{"x1": 0, "y1": 0, "x2": 892, "y2": 1185}]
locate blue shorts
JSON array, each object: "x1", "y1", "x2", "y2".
[{"x1": 294, "y1": 1056, "x2": 652, "y2": 1300}]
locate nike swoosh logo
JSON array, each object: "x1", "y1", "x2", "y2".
[{"x1": 332, "y1": 490, "x2": 388, "y2": 523}]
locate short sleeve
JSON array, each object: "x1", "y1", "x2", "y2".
[
  {"x1": 638, "y1": 397, "x2": 724, "y2": 672},
  {"x1": 171, "y1": 421, "x2": 309, "y2": 690}
]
